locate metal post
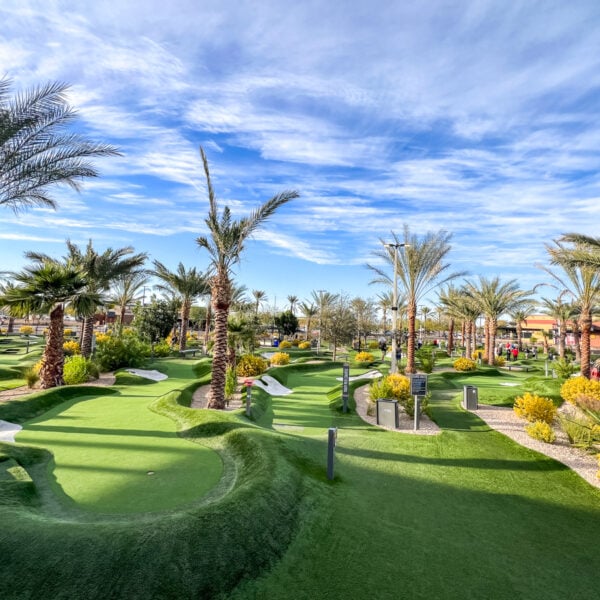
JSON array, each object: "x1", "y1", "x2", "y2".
[
  {"x1": 413, "y1": 396, "x2": 421, "y2": 431},
  {"x1": 342, "y1": 363, "x2": 349, "y2": 413},
  {"x1": 327, "y1": 427, "x2": 337, "y2": 480},
  {"x1": 245, "y1": 380, "x2": 253, "y2": 418}
]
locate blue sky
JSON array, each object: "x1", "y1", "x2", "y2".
[{"x1": 2, "y1": 1, "x2": 600, "y2": 311}]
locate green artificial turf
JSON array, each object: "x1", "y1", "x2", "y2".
[
  {"x1": 13, "y1": 361, "x2": 223, "y2": 514},
  {"x1": 0, "y1": 359, "x2": 599, "y2": 599}
]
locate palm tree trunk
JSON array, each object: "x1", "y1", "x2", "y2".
[
  {"x1": 516, "y1": 322, "x2": 523, "y2": 351},
  {"x1": 489, "y1": 318, "x2": 498, "y2": 365},
  {"x1": 40, "y1": 304, "x2": 65, "y2": 388},
  {"x1": 447, "y1": 318, "x2": 454, "y2": 354},
  {"x1": 406, "y1": 301, "x2": 417, "y2": 373},
  {"x1": 207, "y1": 275, "x2": 230, "y2": 409},
  {"x1": 580, "y1": 312, "x2": 592, "y2": 378},
  {"x1": 204, "y1": 301, "x2": 212, "y2": 352},
  {"x1": 179, "y1": 300, "x2": 190, "y2": 352},
  {"x1": 81, "y1": 316, "x2": 94, "y2": 358},
  {"x1": 7, "y1": 316, "x2": 14, "y2": 334},
  {"x1": 465, "y1": 321, "x2": 472, "y2": 357}
]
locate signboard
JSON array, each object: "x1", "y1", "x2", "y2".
[
  {"x1": 376, "y1": 399, "x2": 399, "y2": 429},
  {"x1": 410, "y1": 374, "x2": 428, "y2": 396}
]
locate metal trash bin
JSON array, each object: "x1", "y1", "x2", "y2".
[
  {"x1": 463, "y1": 385, "x2": 478, "y2": 410},
  {"x1": 376, "y1": 399, "x2": 399, "y2": 428}
]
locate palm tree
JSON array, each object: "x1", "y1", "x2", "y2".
[
  {"x1": 543, "y1": 240, "x2": 600, "y2": 378},
  {"x1": 369, "y1": 226, "x2": 464, "y2": 373},
  {"x1": 27, "y1": 241, "x2": 147, "y2": 358},
  {"x1": 196, "y1": 147, "x2": 298, "y2": 409},
  {"x1": 311, "y1": 290, "x2": 339, "y2": 351},
  {"x1": 299, "y1": 301, "x2": 318, "y2": 340},
  {"x1": 438, "y1": 285, "x2": 480, "y2": 357},
  {"x1": 557, "y1": 233, "x2": 600, "y2": 270},
  {"x1": 1, "y1": 262, "x2": 100, "y2": 387},
  {"x1": 107, "y1": 270, "x2": 149, "y2": 335},
  {"x1": 252, "y1": 290, "x2": 268, "y2": 315},
  {"x1": 508, "y1": 301, "x2": 538, "y2": 351},
  {"x1": 287, "y1": 295, "x2": 299, "y2": 314},
  {"x1": 0, "y1": 79, "x2": 119, "y2": 212},
  {"x1": 152, "y1": 261, "x2": 209, "y2": 352},
  {"x1": 538, "y1": 294, "x2": 576, "y2": 359},
  {"x1": 376, "y1": 291, "x2": 393, "y2": 334},
  {"x1": 463, "y1": 277, "x2": 531, "y2": 364}
]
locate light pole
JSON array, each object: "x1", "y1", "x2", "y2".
[
  {"x1": 317, "y1": 290, "x2": 325, "y2": 355},
  {"x1": 384, "y1": 243, "x2": 407, "y2": 374}
]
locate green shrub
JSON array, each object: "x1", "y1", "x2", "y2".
[
  {"x1": 23, "y1": 368, "x2": 39, "y2": 389},
  {"x1": 152, "y1": 339, "x2": 172, "y2": 357},
  {"x1": 225, "y1": 366, "x2": 237, "y2": 403},
  {"x1": 95, "y1": 332, "x2": 150, "y2": 371},
  {"x1": 367, "y1": 340, "x2": 379, "y2": 350},
  {"x1": 368, "y1": 373, "x2": 426, "y2": 416},
  {"x1": 525, "y1": 420, "x2": 556, "y2": 443},
  {"x1": 454, "y1": 357, "x2": 476, "y2": 372},
  {"x1": 553, "y1": 357, "x2": 576, "y2": 379},
  {"x1": 494, "y1": 356, "x2": 506, "y2": 367},
  {"x1": 270, "y1": 352, "x2": 290, "y2": 366},
  {"x1": 416, "y1": 347, "x2": 437, "y2": 374},
  {"x1": 63, "y1": 355, "x2": 99, "y2": 385},
  {"x1": 513, "y1": 392, "x2": 556, "y2": 424},
  {"x1": 236, "y1": 354, "x2": 268, "y2": 377}
]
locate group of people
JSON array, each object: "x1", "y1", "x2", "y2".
[{"x1": 497, "y1": 343, "x2": 538, "y2": 361}]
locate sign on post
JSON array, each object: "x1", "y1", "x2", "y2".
[
  {"x1": 342, "y1": 363, "x2": 349, "y2": 413},
  {"x1": 409, "y1": 374, "x2": 427, "y2": 431},
  {"x1": 327, "y1": 427, "x2": 338, "y2": 480}
]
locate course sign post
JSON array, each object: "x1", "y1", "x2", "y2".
[
  {"x1": 342, "y1": 363, "x2": 350, "y2": 413},
  {"x1": 244, "y1": 379, "x2": 253, "y2": 418},
  {"x1": 409, "y1": 374, "x2": 428, "y2": 431},
  {"x1": 327, "y1": 427, "x2": 338, "y2": 480}
]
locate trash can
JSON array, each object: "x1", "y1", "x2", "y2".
[
  {"x1": 272, "y1": 338, "x2": 279, "y2": 347},
  {"x1": 463, "y1": 385, "x2": 478, "y2": 410},
  {"x1": 376, "y1": 399, "x2": 399, "y2": 429}
]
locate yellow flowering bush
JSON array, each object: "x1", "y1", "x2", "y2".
[
  {"x1": 355, "y1": 351, "x2": 375, "y2": 364},
  {"x1": 525, "y1": 420, "x2": 556, "y2": 444},
  {"x1": 291, "y1": 339, "x2": 300, "y2": 347},
  {"x1": 236, "y1": 354, "x2": 268, "y2": 377},
  {"x1": 95, "y1": 332, "x2": 111, "y2": 344},
  {"x1": 63, "y1": 340, "x2": 81, "y2": 356},
  {"x1": 560, "y1": 377, "x2": 600, "y2": 405},
  {"x1": 298, "y1": 341, "x2": 311, "y2": 350},
  {"x1": 514, "y1": 392, "x2": 556, "y2": 424},
  {"x1": 19, "y1": 326, "x2": 34, "y2": 335},
  {"x1": 63, "y1": 328, "x2": 74, "y2": 337},
  {"x1": 270, "y1": 352, "x2": 290, "y2": 366},
  {"x1": 453, "y1": 357, "x2": 476, "y2": 372},
  {"x1": 279, "y1": 340, "x2": 292, "y2": 349},
  {"x1": 493, "y1": 356, "x2": 506, "y2": 367}
]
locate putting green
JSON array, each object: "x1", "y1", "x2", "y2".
[{"x1": 16, "y1": 363, "x2": 223, "y2": 514}]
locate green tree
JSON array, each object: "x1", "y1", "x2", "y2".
[
  {"x1": 320, "y1": 295, "x2": 356, "y2": 361},
  {"x1": 299, "y1": 301, "x2": 318, "y2": 340},
  {"x1": 0, "y1": 79, "x2": 119, "y2": 212},
  {"x1": 152, "y1": 261, "x2": 209, "y2": 352},
  {"x1": 196, "y1": 147, "x2": 299, "y2": 409},
  {"x1": 1, "y1": 262, "x2": 99, "y2": 387},
  {"x1": 133, "y1": 298, "x2": 178, "y2": 348},
  {"x1": 274, "y1": 310, "x2": 299, "y2": 338},
  {"x1": 107, "y1": 270, "x2": 149, "y2": 335}
]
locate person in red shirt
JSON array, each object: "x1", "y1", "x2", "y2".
[{"x1": 512, "y1": 347, "x2": 519, "y2": 361}]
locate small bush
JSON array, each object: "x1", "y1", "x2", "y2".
[
  {"x1": 19, "y1": 325, "x2": 34, "y2": 335},
  {"x1": 64, "y1": 328, "x2": 74, "y2": 337},
  {"x1": 225, "y1": 366, "x2": 237, "y2": 403},
  {"x1": 95, "y1": 332, "x2": 111, "y2": 344},
  {"x1": 23, "y1": 368, "x2": 39, "y2": 388},
  {"x1": 298, "y1": 341, "x2": 311, "y2": 350},
  {"x1": 291, "y1": 339, "x2": 300, "y2": 347},
  {"x1": 367, "y1": 341, "x2": 379, "y2": 350},
  {"x1": 560, "y1": 377, "x2": 600, "y2": 405},
  {"x1": 454, "y1": 357, "x2": 476, "y2": 372},
  {"x1": 279, "y1": 340, "x2": 292, "y2": 349},
  {"x1": 553, "y1": 357, "x2": 576, "y2": 379},
  {"x1": 95, "y1": 332, "x2": 150, "y2": 371},
  {"x1": 63, "y1": 340, "x2": 80, "y2": 356},
  {"x1": 355, "y1": 351, "x2": 375, "y2": 364},
  {"x1": 494, "y1": 356, "x2": 506, "y2": 367},
  {"x1": 63, "y1": 355, "x2": 99, "y2": 385},
  {"x1": 152, "y1": 340, "x2": 172, "y2": 357},
  {"x1": 236, "y1": 354, "x2": 268, "y2": 377},
  {"x1": 514, "y1": 392, "x2": 556, "y2": 424},
  {"x1": 368, "y1": 373, "x2": 420, "y2": 415},
  {"x1": 525, "y1": 420, "x2": 556, "y2": 443},
  {"x1": 270, "y1": 352, "x2": 290, "y2": 366},
  {"x1": 417, "y1": 347, "x2": 437, "y2": 374}
]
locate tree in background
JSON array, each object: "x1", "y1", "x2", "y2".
[
  {"x1": 0, "y1": 78, "x2": 118, "y2": 212},
  {"x1": 196, "y1": 147, "x2": 299, "y2": 409},
  {"x1": 133, "y1": 298, "x2": 178, "y2": 350},
  {"x1": 107, "y1": 270, "x2": 149, "y2": 335},
  {"x1": 274, "y1": 310, "x2": 299, "y2": 338}
]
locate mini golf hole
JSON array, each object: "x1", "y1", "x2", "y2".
[{"x1": 147, "y1": 470, "x2": 155, "y2": 476}]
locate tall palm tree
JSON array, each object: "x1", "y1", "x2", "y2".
[
  {"x1": 376, "y1": 291, "x2": 393, "y2": 334},
  {"x1": 557, "y1": 233, "x2": 600, "y2": 270},
  {"x1": 152, "y1": 261, "x2": 209, "y2": 352},
  {"x1": 27, "y1": 240, "x2": 147, "y2": 358},
  {"x1": 311, "y1": 290, "x2": 339, "y2": 350},
  {"x1": 196, "y1": 147, "x2": 298, "y2": 409},
  {"x1": 287, "y1": 295, "x2": 299, "y2": 314},
  {"x1": 0, "y1": 79, "x2": 119, "y2": 212},
  {"x1": 107, "y1": 270, "x2": 149, "y2": 335},
  {"x1": 463, "y1": 277, "x2": 531, "y2": 364},
  {"x1": 438, "y1": 285, "x2": 480, "y2": 357},
  {"x1": 369, "y1": 225, "x2": 464, "y2": 373},
  {"x1": 299, "y1": 301, "x2": 318, "y2": 340},
  {"x1": 252, "y1": 290, "x2": 268, "y2": 315},
  {"x1": 543, "y1": 239, "x2": 600, "y2": 378},
  {"x1": 538, "y1": 294, "x2": 576, "y2": 359},
  {"x1": 1, "y1": 262, "x2": 100, "y2": 387},
  {"x1": 508, "y1": 301, "x2": 538, "y2": 351}
]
